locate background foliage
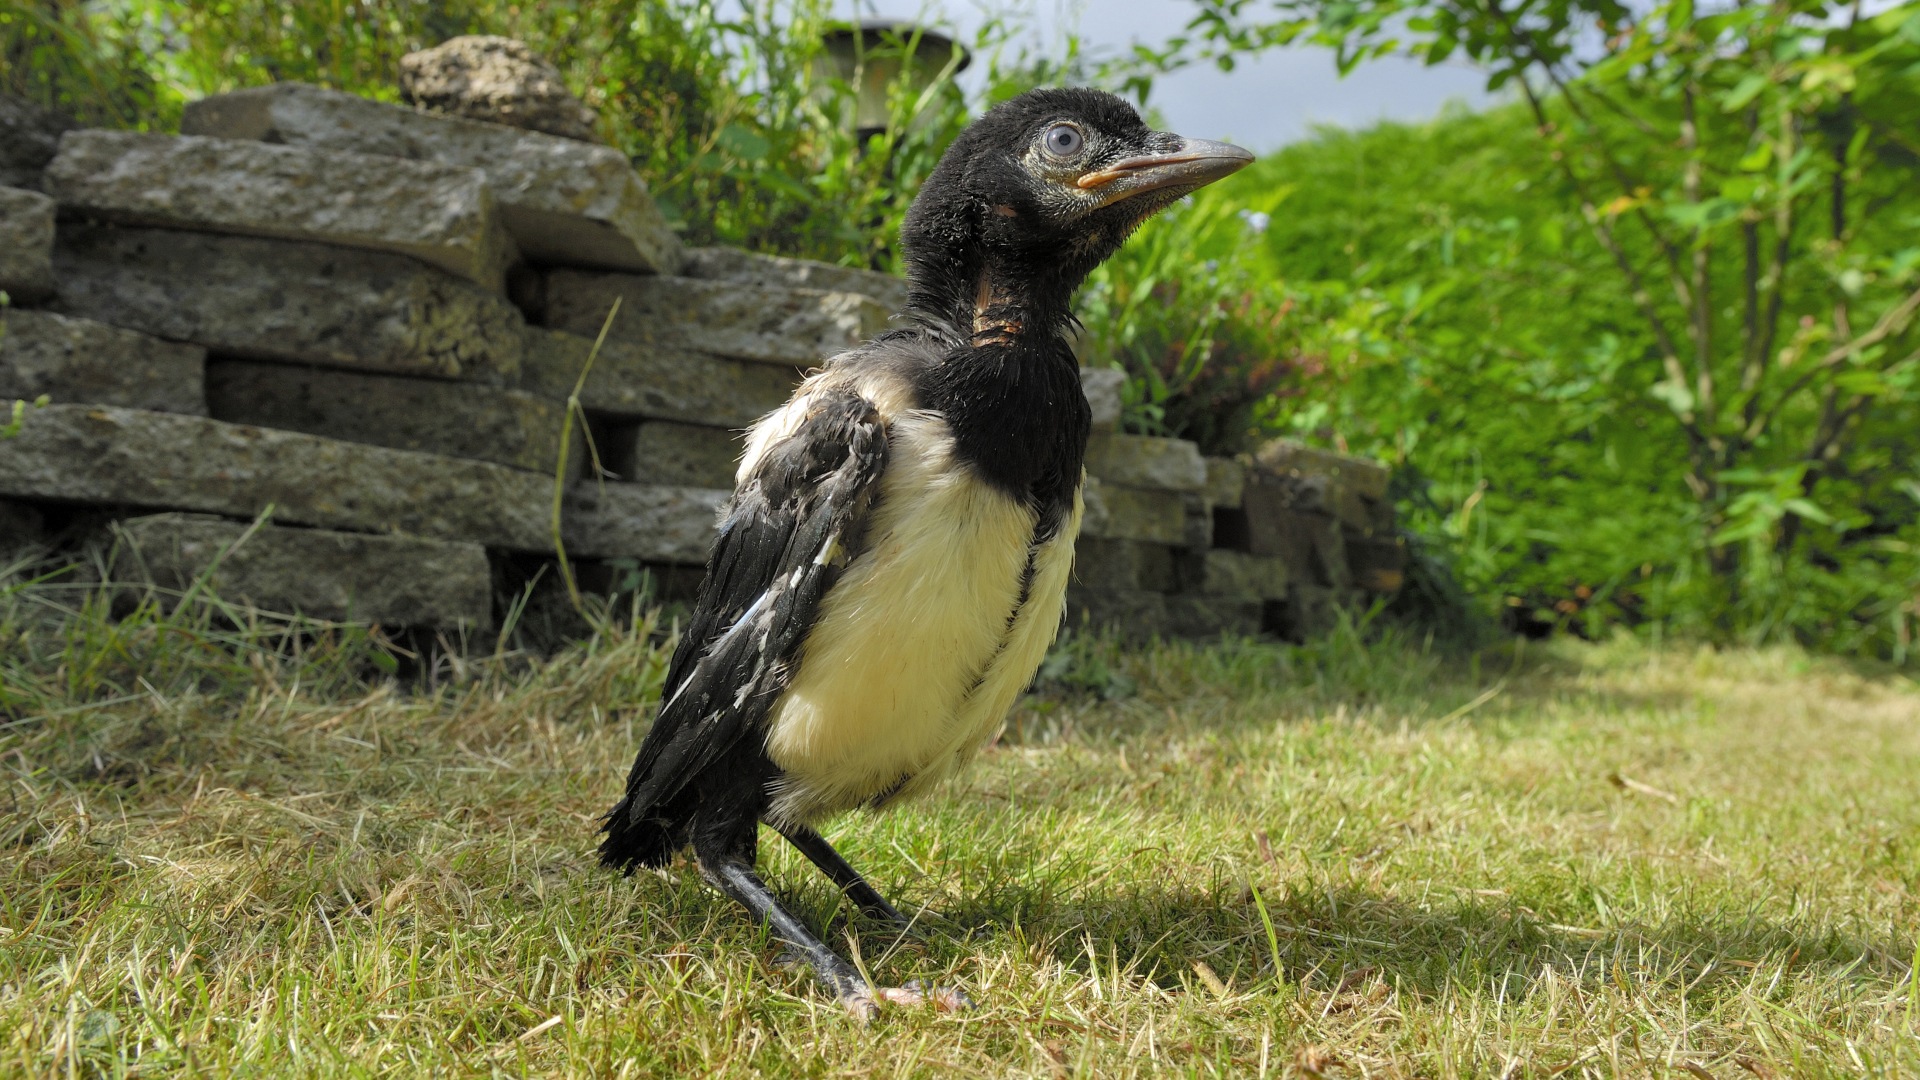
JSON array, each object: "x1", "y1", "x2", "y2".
[{"x1": 1143, "y1": 0, "x2": 1920, "y2": 658}]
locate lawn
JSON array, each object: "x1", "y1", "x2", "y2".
[{"x1": 2, "y1": 583, "x2": 1917, "y2": 1078}]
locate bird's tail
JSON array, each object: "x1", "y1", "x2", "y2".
[{"x1": 597, "y1": 788, "x2": 685, "y2": 871}]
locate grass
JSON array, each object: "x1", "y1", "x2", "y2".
[{"x1": 2, "y1": 566, "x2": 1918, "y2": 1078}]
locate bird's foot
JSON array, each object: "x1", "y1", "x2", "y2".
[{"x1": 839, "y1": 980, "x2": 972, "y2": 1020}]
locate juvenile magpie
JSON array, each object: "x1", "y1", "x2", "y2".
[{"x1": 599, "y1": 87, "x2": 1251, "y2": 1017}]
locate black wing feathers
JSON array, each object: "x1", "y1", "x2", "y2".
[{"x1": 599, "y1": 389, "x2": 888, "y2": 869}]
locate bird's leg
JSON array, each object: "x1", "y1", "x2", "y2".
[
  {"x1": 773, "y1": 823, "x2": 915, "y2": 932},
  {"x1": 697, "y1": 852, "x2": 969, "y2": 1019}
]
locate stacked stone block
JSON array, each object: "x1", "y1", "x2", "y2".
[
  {"x1": 1061, "y1": 367, "x2": 1405, "y2": 640},
  {"x1": 0, "y1": 83, "x2": 866, "y2": 631}
]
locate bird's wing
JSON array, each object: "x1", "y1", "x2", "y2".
[{"x1": 607, "y1": 386, "x2": 889, "y2": 828}]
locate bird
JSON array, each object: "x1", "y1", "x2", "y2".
[{"x1": 599, "y1": 87, "x2": 1252, "y2": 1017}]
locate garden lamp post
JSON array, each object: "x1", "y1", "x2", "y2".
[{"x1": 815, "y1": 19, "x2": 970, "y2": 144}]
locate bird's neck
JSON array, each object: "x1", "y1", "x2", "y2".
[
  {"x1": 901, "y1": 247, "x2": 1092, "y2": 525},
  {"x1": 905, "y1": 249, "x2": 1080, "y2": 354}
]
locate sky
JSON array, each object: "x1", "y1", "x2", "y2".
[{"x1": 847, "y1": 0, "x2": 1504, "y2": 151}]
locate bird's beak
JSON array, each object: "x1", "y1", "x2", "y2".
[{"x1": 1075, "y1": 137, "x2": 1255, "y2": 209}]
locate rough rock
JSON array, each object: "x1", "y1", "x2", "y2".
[
  {"x1": 1162, "y1": 595, "x2": 1263, "y2": 639},
  {"x1": 0, "y1": 95, "x2": 77, "y2": 190},
  {"x1": 401, "y1": 36, "x2": 598, "y2": 142},
  {"x1": 205, "y1": 360, "x2": 565, "y2": 473},
  {"x1": 0, "y1": 405, "x2": 553, "y2": 550},
  {"x1": 181, "y1": 83, "x2": 679, "y2": 274},
  {"x1": 545, "y1": 270, "x2": 890, "y2": 366},
  {"x1": 1204, "y1": 456, "x2": 1245, "y2": 509},
  {"x1": 1191, "y1": 549, "x2": 1289, "y2": 600},
  {"x1": 53, "y1": 226, "x2": 525, "y2": 384},
  {"x1": 1064, "y1": 586, "x2": 1260, "y2": 641},
  {"x1": 1080, "y1": 367, "x2": 1125, "y2": 430},
  {"x1": 1079, "y1": 475, "x2": 1186, "y2": 546},
  {"x1": 1251, "y1": 439, "x2": 1393, "y2": 535},
  {"x1": 1183, "y1": 493, "x2": 1214, "y2": 550},
  {"x1": 45, "y1": 130, "x2": 514, "y2": 290},
  {"x1": 1064, "y1": 585, "x2": 1165, "y2": 638},
  {"x1": 618, "y1": 421, "x2": 742, "y2": 489},
  {"x1": 680, "y1": 247, "x2": 906, "y2": 311},
  {"x1": 1, "y1": 310, "x2": 205, "y2": 414},
  {"x1": 1072, "y1": 537, "x2": 1175, "y2": 592},
  {"x1": 0, "y1": 185, "x2": 55, "y2": 302},
  {"x1": 1269, "y1": 584, "x2": 1355, "y2": 642},
  {"x1": 563, "y1": 482, "x2": 726, "y2": 564},
  {"x1": 1085, "y1": 431, "x2": 1207, "y2": 492},
  {"x1": 1240, "y1": 493, "x2": 1349, "y2": 589},
  {"x1": 1345, "y1": 536, "x2": 1408, "y2": 593},
  {"x1": 521, "y1": 327, "x2": 796, "y2": 426},
  {"x1": 114, "y1": 513, "x2": 490, "y2": 628}
]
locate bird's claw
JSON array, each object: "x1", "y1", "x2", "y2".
[{"x1": 840, "y1": 980, "x2": 972, "y2": 1020}]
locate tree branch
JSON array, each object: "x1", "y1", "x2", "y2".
[{"x1": 1743, "y1": 281, "x2": 1920, "y2": 443}]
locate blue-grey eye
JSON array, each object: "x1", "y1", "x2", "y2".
[{"x1": 1043, "y1": 123, "x2": 1083, "y2": 158}]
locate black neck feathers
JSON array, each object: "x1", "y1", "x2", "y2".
[{"x1": 895, "y1": 175, "x2": 1092, "y2": 531}]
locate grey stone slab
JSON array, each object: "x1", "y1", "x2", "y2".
[
  {"x1": 680, "y1": 246, "x2": 905, "y2": 311},
  {"x1": 1204, "y1": 456, "x2": 1245, "y2": 509},
  {"x1": 1345, "y1": 536, "x2": 1407, "y2": 594},
  {"x1": 45, "y1": 129, "x2": 514, "y2": 290},
  {"x1": 1079, "y1": 367, "x2": 1124, "y2": 430},
  {"x1": 1079, "y1": 475, "x2": 1186, "y2": 546},
  {"x1": 624, "y1": 421, "x2": 741, "y2": 489},
  {"x1": 521, "y1": 326, "x2": 797, "y2": 426},
  {"x1": 0, "y1": 185, "x2": 55, "y2": 302},
  {"x1": 545, "y1": 269, "x2": 890, "y2": 367},
  {"x1": 182, "y1": 83, "x2": 680, "y2": 274},
  {"x1": 1161, "y1": 595, "x2": 1263, "y2": 639},
  {"x1": 1085, "y1": 431, "x2": 1207, "y2": 492},
  {"x1": 0, "y1": 405, "x2": 552, "y2": 550},
  {"x1": 1, "y1": 309, "x2": 205, "y2": 414},
  {"x1": 1064, "y1": 587, "x2": 1255, "y2": 640},
  {"x1": 1252, "y1": 438, "x2": 1394, "y2": 536},
  {"x1": 401, "y1": 36, "x2": 598, "y2": 141},
  {"x1": 1072, "y1": 537, "x2": 1175, "y2": 593},
  {"x1": 1064, "y1": 585, "x2": 1166, "y2": 640},
  {"x1": 52, "y1": 225, "x2": 525, "y2": 385},
  {"x1": 114, "y1": 513, "x2": 490, "y2": 629},
  {"x1": 205, "y1": 360, "x2": 564, "y2": 473},
  {"x1": 1191, "y1": 549, "x2": 1289, "y2": 601},
  {"x1": 1183, "y1": 492, "x2": 1213, "y2": 550},
  {"x1": 1240, "y1": 493, "x2": 1349, "y2": 589},
  {"x1": 1256, "y1": 439, "x2": 1388, "y2": 498},
  {"x1": 0, "y1": 95, "x2": 77, "y2": 190},
  {"x1": 562, "y1": 482, "x2": 725, "y2": 564}
]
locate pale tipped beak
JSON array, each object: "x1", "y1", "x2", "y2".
[{"x1": 1075, "y1": 137, "x2": 1255, "y2": 207}]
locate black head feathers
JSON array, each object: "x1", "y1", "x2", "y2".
[{"x1": 900, "y1": 87, "x2": 1252, "y2": 341}]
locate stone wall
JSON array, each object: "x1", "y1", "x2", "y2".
[{"x1": 0, "y1": 79, "x2": 1401, "y2": 641}]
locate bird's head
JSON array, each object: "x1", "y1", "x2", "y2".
[{"x1": 900, "y1": 87, "x2": 1253, "y2": 341}]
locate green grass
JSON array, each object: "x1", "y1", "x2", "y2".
[{"x1": 2, "y1": 572, "x2": 1918, "y2": 1078}]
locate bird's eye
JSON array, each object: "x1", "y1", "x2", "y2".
[{"x1": 1042, "y1": 123, "x2": 1083, "y2": 158}]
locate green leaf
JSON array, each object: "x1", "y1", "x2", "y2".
[
  {"x1": 1782, "y1": 498, "x2": 1833, "y2": 524},
  {"x1": 1721, "y1": 72, "x2": 1769, "y2": 112},
  {"x1": 1650, "y1": 379, "x2": 1696, "y2": 416},
  {"x1": 716, "y1": 124, "x2": 770, "y2": 162}
]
